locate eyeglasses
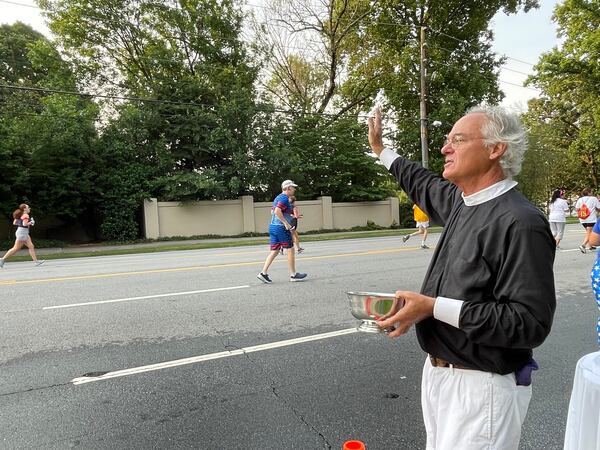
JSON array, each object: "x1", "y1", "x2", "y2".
[{"x1": 443, "y1": 136, "x2": 485, "y2": 150}]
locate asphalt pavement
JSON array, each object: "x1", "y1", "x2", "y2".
[{"x1": 0, "y1": 224, "x2": 598, "y2": 449}]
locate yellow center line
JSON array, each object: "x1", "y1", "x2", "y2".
[{"x1": 0, "y1": 247, "x2": 422, "y2": 286}]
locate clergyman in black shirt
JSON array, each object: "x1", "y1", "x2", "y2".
[{"x1": 368, "y1": 105, "x2": 556, "y2": 450}]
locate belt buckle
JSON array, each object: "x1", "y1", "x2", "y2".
[
  {"x1": 429, "y1": 354, "x2": 446, "y2": 368},
  {"x1": 429, "y1": 355, "x2": 453, "y2": 368}
]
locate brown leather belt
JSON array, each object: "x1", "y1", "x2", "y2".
[{"x1": 429, "y1": 355, "x2": 473, "y2": 370}]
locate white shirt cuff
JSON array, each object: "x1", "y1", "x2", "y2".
[
  {"x1": 433, "y1": 296, "x2": 464, "y2": 328},
  {"x1": 379, "y1": 148, "x2": 400, "y2": 170}
]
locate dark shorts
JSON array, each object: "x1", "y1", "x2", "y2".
[
  {"x1": 269, "y1": 224, "x2": 292, "y2": 250},
  {"x1": 290, "y1": 218, "x2": 298, "y2": 230},
  {"x1": 582, "y1": 222, "x2": 595, "y2": 229}
]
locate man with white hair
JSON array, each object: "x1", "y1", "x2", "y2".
[
  {"x1": 368, "y1": 106, "x2": 556, "y2": 449},
  {"x1": 257, "y1": 179, "x2": 307, "y2": 283}
]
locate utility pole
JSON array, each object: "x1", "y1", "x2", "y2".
[{"x1": 419, "y1": 26, "x2": 429, "y2": 169}]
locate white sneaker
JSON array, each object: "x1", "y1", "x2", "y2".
[
  {"x1": 35, "y1": 260, "x2": 45, "y2": 266},
  {"x1": 290, "y1": 272, "x2": 307, "y2": 282},
  {"x1": 257, "y1": 272, "x2": 272, "y2": 284}
]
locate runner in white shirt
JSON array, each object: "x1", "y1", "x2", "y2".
[
  {"x1": 575, "y1": 188, "x2": 600, "y2": 253},
  {"x1": 548, "y1": 189, "x2": 569, "y2": 248}
]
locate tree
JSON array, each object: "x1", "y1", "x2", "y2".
[
  {"x1": 253, "y1": 0, "x2": 540, "y2": 183},
  {"x1": 40, "y1": 0, "x2": 261, "y2": 201},
  {"x1": 92, "y1": 106, "x2": 171, "y2": 240},
  {"x1": 284, "y1": 115, "x2": 394, "y2": 201},
  {"x1": 253, "y1": 0, "x2": 376, "y2": 116},
  {"x1": 343, "y1": 0, "x2": 539, "y2": 172},
  {"x1": 249, "y1": 1, "x2": 397, "y2": 202},
  {"x1": 0, "y1": 22, "x2": 98, "y2": 225},
  {"x1": 525, "y1": 0, "x2": 600, "y2": 195}
]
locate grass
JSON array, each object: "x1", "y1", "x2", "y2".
[
  {"x1": 3, "y1": 226, "x2": 443, "y2": 263},
  {"x1": 3, "y1": 215, "x2": 582, "y2": 264}
]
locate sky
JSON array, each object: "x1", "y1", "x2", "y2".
[{"x1": 0, "y1": 0, "x2": 562, "y2": 109}]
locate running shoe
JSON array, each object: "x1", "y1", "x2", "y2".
[
  {"x1": 420, "y1": 244, "x2": 429, "y2": 249},
  {"x1": 0, "y1": 258, "x2": 4, "y2": 268},
  {"x1": 297, "y1": 247, "x2": 305, "y2": 253},
  {"x1": 257, "y1": 272, "x2": 273, "y2": 284},
  {"x1": 580, "y1": 245, "x2": 587, "y2": 253},
  {"x1": 290, "y1": 272, "x2": 307, "y2": 282},
  {"x1": 35, "y1": 260, "x2": 45, "y2": 266},
  {"x1": 402, "y1": 235, "x2": 410, "y2": 243}
]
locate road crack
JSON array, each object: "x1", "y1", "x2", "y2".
[
  {"x1": 0, "y1": 381, "x2": 71, "y2": 397},
  {"x1": 225, "y1": 342, "x2": 333, "y2": 449}
]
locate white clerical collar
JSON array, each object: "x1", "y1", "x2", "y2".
[{"x1": 462, "y1": 179, "x2": 518, "y2": 206}]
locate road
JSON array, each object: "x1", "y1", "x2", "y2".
[{"x1": 0, "y1": 224, "x2": 598, "y2": 449}]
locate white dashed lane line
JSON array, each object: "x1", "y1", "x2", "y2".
[
  {"x1": 71, "y1": 328, "x2": 359, "y2": 385},
  {"x1": 0, "y1": 285, "x2": 251, "y2": 313},
  {"x1": 42, "y1": 285, "x2": 251, "y2": 310}
]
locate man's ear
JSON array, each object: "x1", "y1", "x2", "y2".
[{"x1": 489, "y1": 142, "x2": 507, "y2": 161}]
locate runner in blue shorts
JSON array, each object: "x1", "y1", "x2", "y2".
[{"x1": 257, "y1": 180, "x2": 307, "y2": 283}]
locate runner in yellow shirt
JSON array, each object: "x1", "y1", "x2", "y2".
[{"x1": 402, "y1": 204, "x2": 430, "y2": 249}]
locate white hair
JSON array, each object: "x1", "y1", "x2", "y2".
[{"x1": 466, "y1": 105, "x2": 528, "y2": 178}]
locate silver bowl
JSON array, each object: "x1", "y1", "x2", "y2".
[{"x1": 346, "y1": 291, "x2": 399, "y2": 333}]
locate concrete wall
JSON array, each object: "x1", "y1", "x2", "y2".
[
  {"x1": 143, "y1": 196, "x2": 400, "y2": 239},
  {"x1": 151, "y1": 199, "x2": 245, "y2": 237},
  {"x1": 332, "y1": 200, "x2": 397, "y2": 229}
]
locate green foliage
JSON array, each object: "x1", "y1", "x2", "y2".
[
  {"x1": 1, "y1": 1, "x2": 553, "y2": 242},
  {"x1": 0, "y1": 22, "x2": 98, "y2": 223},
  {"x1": 41, "y1": 0, "x2": 260, "y2": 202},
  {"x1": 92, "y1": 107, "x2": 171, "y2": 240},
  {"x1": 248, "y1": 114, "x2": 394, "y2": 202},
  {"x1": 398, "y1": 201, "x2": 415, "y2": 228},
  {"x1": 256, "y1": 0, "x2": 540, "y2": 179},
  {"x1": 524, "y1": 0, "x2": 600, "y2": 197},
  {"x1": 0, "y1": 22, "x2": 47, "y2": 83},
  {"x1": 0, "y1": 237, "x2": 67, "y2": 250},
  {"x1": 341, "y1": 0, "x2": 538, "y2": 171}
]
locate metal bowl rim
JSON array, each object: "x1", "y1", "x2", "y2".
[{"x1": 346, "y1": 291, "x2": 397, "y2": 298}]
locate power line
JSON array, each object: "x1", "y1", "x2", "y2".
[
  {"x1": 0, "y1": 83, "x2": 217, "y2": 108},
  {"x1": 500, "y1": 66, "x2": 533, "y2": 77},
  {"x1": 501, "y1": 56, "x2": 536, "y2": 67},
  {"x1": 0, "y1": 83, "x2": 373, "y2": 119},
  {"x1": 1, "y1": 0, "x2": 541, "y2": 68},
  {"x1": 426, "y1": 43, "x2": 533, "y2": 77},
  {"x1": 429, "y1": 28, "x2": 537, "y2": 66},
  {"x1": 0, "y1": 0, "x2": 37, "y2": 8},
  {"x1": 498, "y1": 79, "x2": 540, "y2": 92},
  {"x1": 424, "y1": 57, "x2": 539, "y2": 92},
  {"x1": 0, "y1": 2, "x2": 542, "y2": 105}
]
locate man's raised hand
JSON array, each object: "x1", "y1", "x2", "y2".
[{"x1": 368, "y1": 106, "x2": 384, "y2": 156}]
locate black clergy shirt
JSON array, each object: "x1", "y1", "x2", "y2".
[{"x1": 384, "y1": 152, "x2": 556, "y2": 375}]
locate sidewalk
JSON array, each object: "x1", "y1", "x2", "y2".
[{"x1": 25, "y1": 229, "x2": 413, "y2": 257}]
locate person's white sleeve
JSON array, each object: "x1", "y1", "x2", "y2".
[
  {"x1": 379, "y1": 148, "x2": 400, "y2": 170},
  {"x1": 433, "y1": 296, "x2": 464, "y2": 328},
  {"x1": 575, "y1": 198, "x2": 582, "y2": 209}
]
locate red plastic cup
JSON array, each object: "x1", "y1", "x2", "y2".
[{"x1": 343, "y1": 440, "x2": 365, "y2": 450}]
